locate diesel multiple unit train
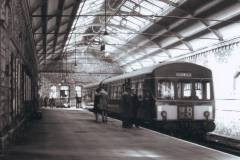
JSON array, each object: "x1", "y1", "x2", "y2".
[{"x1": 83, "y1": 61, "x2": 216, "y2": 134}]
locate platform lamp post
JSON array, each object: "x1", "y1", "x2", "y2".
[{"x1": 100, "y1": 0, "x2": 108, "y2": 53}]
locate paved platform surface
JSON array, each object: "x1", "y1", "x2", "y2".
[{"x1": 3, "y1": 109, "x2": 240, "y2": 160}]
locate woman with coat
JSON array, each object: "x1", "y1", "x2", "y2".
[
  {"x1": 99, "y1": 87, "x2": 108, "y2": 123},
  {"x1": 120, "y1": 86, "x2": 134, "y2": 128},
  {"x1": 94, "y1": 88, "x2": 101, "y2": 122}
]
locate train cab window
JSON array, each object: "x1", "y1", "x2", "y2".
[
  {"x1": 206, "y1": 82, "x2": 211, "y2": 100},
  {"x1": 177, "y1": 82, "x2": 192, "y2": 99},
  {"x1": 194, "y1": 82, "x2": 203, "y2": 100},
  {"x1": 194, "y1": 81, "x2": 212, "y2": 100},
  {"x1": 158, "y1": 81, "x2": 174, "y2": 99}
]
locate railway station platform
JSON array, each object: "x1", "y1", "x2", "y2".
[{"x1": 2, "y1": 108, "x2": 240, "y2": 160}]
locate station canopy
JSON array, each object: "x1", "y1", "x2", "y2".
[{"x1": 29, "y1": 0, "x2": 240, "y2": 74}]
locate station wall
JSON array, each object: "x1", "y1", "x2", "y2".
[
  {"x1": 39, "y1": 72, "x2": 111, "y2": 108},
  {"x1": 182, "y1": 38, "x2": 240, "y2": 139},
  {"x1": 0, "y1": 0, "x2": 38, "y2": 136}
]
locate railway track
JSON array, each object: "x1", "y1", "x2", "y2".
[
  {"x1": 88, "y1": 109, "x2": 240, "y2": 157},
  {"x1": 161, "y1": 132, "x2": 240, "y2": 157},
  {"x1": 202, "y1": 133, "x2": 240, "y2": 156}
]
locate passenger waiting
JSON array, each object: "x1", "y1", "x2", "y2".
[
  {"x1": 99, "y1": 87, "x2": 108, "y2": 123},
  {"x1": 44, "y1": 96, "x2": 48, "y2": 108},
  {"x1": 49, "y1": 97, "x2": 55, "y2": 109},
  {"x1": 76, "y1": 94, "x2": 82, "y2": 108},
  {"x1": 120, "y1": 85, "x2": 133, "y2": 128},
  {"x1": 94, "y1": 88, "x2": 101, "y2": 122},
  {"x1": 131, "y1": 91, "x2": 139, "y2": 128}
]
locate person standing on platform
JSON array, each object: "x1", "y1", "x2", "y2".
[
  {"x1": 120, "y1": 86, "x2": 133, "y2": 128},
  {"x1": 49, "y1": 97, "x2": 55, "y2": 109},
  {"x1": 44, "y1": 96, "x2": 48, "y2": 108},
  {"x1": 94, "y1": 88, "x2": 101, "y2": 122},
  {"x1": 131, "y1": 91, "x2": 139, "y2": 128},
  {"x1": 76, "y1": 94, "x2": 82, "y2": 108},
  {"x1": 99, "y1": 87, "x2": 108, "y2": 123}
]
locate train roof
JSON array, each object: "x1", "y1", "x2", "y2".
[
  {"x1": 103, "y1": 61, "x2": 208, "y2": 83},
  {"x1": 83, "y1": 82, "x2": 99, "y2": 88},
  {"x1": 84, "y1": 61, "x2": 211, "y2": 87}
]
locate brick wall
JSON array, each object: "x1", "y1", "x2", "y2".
[
  {"x1": 181, "y1": 39, "x2": 240, "y2": 138},
  {"x1": 0, "y1": 0, "x2": 38, "y2": 135}
]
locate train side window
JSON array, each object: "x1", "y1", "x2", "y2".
[
  {"x1": 158, "y1": 81, "x2": 174, "y2": 99},
  {"x1": 113, "y1": 86, "x2": 116, "y2": 99},
  {"x1": 115, "y1": 86, "x2": 119, "y2": 99},
  {"x1": 116, "y1": 86, "x2": 118, "y2": 99},
  {"x1": 131, "y1": 82, "x2": 137, "y2": 94},
  {"x1": 110, "y1": 85, "x2": 114, "y2": 99},
  {"x1": 137, "y1": 81, "x2": 143, "y2": 99},
  {"x1": 117, "y1": 86, "x2": 122, "y2": 99}
]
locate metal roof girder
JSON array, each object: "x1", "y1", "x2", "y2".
[
  {"x1": 52, "y1": 0, "x2": 65, "y2": 55},
  {"x1": 41, "y1": 0, "x2": 48, "y2": 57}
]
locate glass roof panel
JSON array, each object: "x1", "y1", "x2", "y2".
[
  {"x1": 110, "y1": 18, "x2": 121, "y2": 25},
  {"x1": 140, "y1": 1, "x2": 162, "y2": 14},
  {"x1": 146, "y1": 0, "x2": 167, "y2": 10},
  {"x1": 105, "y1": 45, "x2": 117, "y2": 54},
  {"x1": 121, "y1": 6, "x2": 132, "y2": 12},
  {"x1": 124, "y1": 19, "x2": 141, "y2": 30},
  {"x1": 126, "y1": 16, "x2": 145, "y2": 28},
  {"x1": 124, "y1": 1, "x2": 136, "y2": 9},
  {"x1": 65, "y1": 0, "x2": 184, "y2": 69},
  {"x1": 104, "y1": 35, "x2": 126, "y2": 44},
  {"x1": 81, "y1": 0, "x2": 104, "y2": 14}
]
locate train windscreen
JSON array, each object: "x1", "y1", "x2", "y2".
[
  {"x1": 157, "y1": 80, "x2": 212, "y2": 100},
  {"x1": 157, "y1": 81, "x2": 175, "y2": 99}
]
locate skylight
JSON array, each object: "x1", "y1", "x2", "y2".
[{"x1": 65, "y1": 0, "x2": 183, "y2": 67}]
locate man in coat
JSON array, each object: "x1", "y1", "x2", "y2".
[
  {"x1": 120, "y1": 86, "x2": 134, "y2": 128},
  {"x1": 99, "y1": 87, "x2": 108, "y2": 123},
  {"x1": 94, "y1": 88, "x2": 101, "y2": 122}
]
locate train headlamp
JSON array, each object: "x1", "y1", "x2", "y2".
[
  {"x1": 161, "y1": 111, "x2": 167, "y2": 119},
  {"x1": 203, "y1": 111, "x2": 210, "y2": 119}
]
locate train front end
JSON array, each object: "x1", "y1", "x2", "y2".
[{"x1": 153, "y1": 62, "x2": 215, "y2": 134}]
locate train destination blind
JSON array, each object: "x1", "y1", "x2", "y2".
[{"x1": 176, "y1": 72, "x2": 192, "y2": 77}]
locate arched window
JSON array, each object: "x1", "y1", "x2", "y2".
[
  {"x1": 75, "y1": 86, "x2": 82, "y2": 97},
  {"x1": 50, "y1": 85, "x2": 57, "y2": 98}
]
